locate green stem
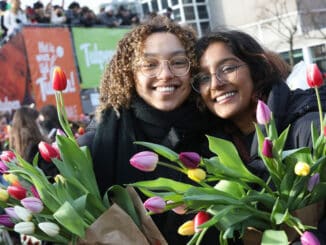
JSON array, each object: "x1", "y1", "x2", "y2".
[
  {"x1": 245, "y1": 205, "x2": 271, "y2": 222},
  {"x1": 315, "y1": 87, "x2": 323, "y2": 134},
  {"x1": 158, "y1": 161, "x2": 187, "y2": 174},
  {"x1": 293, "y1": 225, "x2": 303, "y2": 236},
  {"x1": 196, "y1": 228, "x2": 208, "y2": 245}
]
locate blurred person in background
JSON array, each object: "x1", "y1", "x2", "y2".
[
  {"x1": 32, "y1": 1, "x2": 50, "y2": 23},
  {"x1": 65, "y1": 1, "x2": 81, "y2": 25},
  {"x1": 37, "y1": 104, "x2": 61, "y2": 142},
  {"x1": 97, "y1": 5, "x2": 119, "y2": 27}
]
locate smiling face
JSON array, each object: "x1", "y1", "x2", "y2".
[
  {"x1": 199, "y1": 42, "x2": 255, "y2": 133},
  {"x1": 134, "y1": 32, "x2": 192, "y2": 111}
]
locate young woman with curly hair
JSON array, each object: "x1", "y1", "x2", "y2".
[{"x1": 78, "y1": 15, "x2": 218, "y2": 244}]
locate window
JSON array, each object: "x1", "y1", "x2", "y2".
[
  {"x1": 280, "y1": 49, "x2": 303, "y2": 66},
  {"x1": 182, "y1": 0, "x2": 193, "y2": 3},
  {"x1": 184, "y1": 6, "x2": 195, "y2": 20},
  {"x1": 200, "y1": 21, "x2": 210, "y2": 35},
  {"x1": 197, "y1": 5, "x2": 208, "y2": 19},
  {"x1": 161, "y1": 0, "x2": 169, "y2": 9},
  {"x1": 173, "y1": 8, "x2": 181, "y2": 21},
  {"x1": 171, "y1": 0, "x2": 179, "y2": 5},
  {"x1": 142, "y1": 3, "x2": 150, "y2": 15},
  {"x1": 151, "y1": 0, "x2": 158, "y2": 11}
]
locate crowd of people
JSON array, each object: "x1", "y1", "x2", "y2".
[{"x1": 0, "y1": 2, "x2": 325, "y2": 244}]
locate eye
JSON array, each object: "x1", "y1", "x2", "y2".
[
  {"x1": 220, "y1": 65, "x2": 238, "y2": 74},
  {"x1": 170, "y1": 57, "x2": 189, "y2": 68},
  {"x1": 141, "y1": 59, "x2": 159, "y2": 70},
  {"x1": 195, "y1": 73, "x2": 211, "y2": 84}
]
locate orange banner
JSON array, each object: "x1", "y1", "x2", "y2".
[
  {"x1": 22, "y1": 26, "x2": 82, "y2": 120},
  {"x1": 0, "y1": 33, "x2": 31, "y2": 113}
]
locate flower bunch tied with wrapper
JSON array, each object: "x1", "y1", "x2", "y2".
[
  {"x1": 0, "y1": 66, "x2": 166, "y2": 244},
  {"x1": 130, "y1": 63, "x2": 326, "y2": 245}
]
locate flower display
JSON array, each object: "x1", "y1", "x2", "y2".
[
  {"x1": 0, "y1": 66, "x2": 166, "y2": 245},
  {"x1": 130, "y1": 64, "x2": 326, "y2": 244}
]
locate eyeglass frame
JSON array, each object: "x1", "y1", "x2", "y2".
[
  {"x1": 191, "y1": 63, "x2": 247, "y2": 93},
  {"x1": 136, "y1": 56, "x2": 191, "y2": 78}
]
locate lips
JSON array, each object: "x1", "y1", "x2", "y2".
[
  {"x1": 215, "y1": 91, "x2": 236, "y2": 103},
  {"x1": 156, "y1": 86, "x2": 176, "y2": 92}
]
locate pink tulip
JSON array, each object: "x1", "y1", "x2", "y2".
[
  {"x1": 301, "y1": 231, "x2": 320, "y2": 245},
  {"x1": 130, "y1": 151, "x2": 158, "y2": 172},
  {"x1": 256, "y1": 100, "x2": 271, "y2": 125},
  {"x1": 262, "y1": 138, "x2": 273, "y2": 158},
  {"x1": 306, "y1": 64, "x2": 323, "y2": 88},
  {"x1": 30, "y1": 186, "x2": 40, "y2": 199},
  {"x1": 21, "y1": 197, "x2": 44, "y2": 213},
  {"x1": 5, "y1": 207, "x2": 19, "y2": 220},
  {"x1": 0, "y1": 160, "x2": 8, "y2": 173},
  {"x1": 0, "y1": 151, "x2": 16, "y2": 164},
  {"x1": 167, "y1": 200, "x2": 187, "y2": 215},
  {"x1": 38, "y1": 141, "x2": 60, "y2": 162},
  {"x1": 194, "y1": 211, "x2": 211, "y2": 232},
  {"x1": 179, "y1": 152, "x2": 201, "y2": 169},
  {"x1": 144, "y1": 196, "x2": 166, "y2": 213}
]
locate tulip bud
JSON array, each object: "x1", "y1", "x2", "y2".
[
  {"x1": 21, "y1": 197, "x2": 44, "y2": 213},
  {"x1": 324, "y1": 126, "x2": 326, "y2": 137},
  {"x1": 5, "y1": 207, "x2": 19, "y2": 220},
  {"x1": 294, "y1": 162, "x2": 310, "y2": 176},
  {"x1": 307, "y1": 173, "x2": 320, "y2": 192},
  {"x1": 77, "y1": 127, "x2": 85, "y2": 135},
  {"x1": 0, "y1": 214, "x2": 14, "y2": 228},
  {"x1": 38, "y1": 222, "x2": 60, "y2": 237},
  {"x1": 301, "y1": 231, "x2": 320, "y2": 245},
  {"x1": 144, "y1": 196, "x2": 166, "y2": 213},
  {"x1": 130, "y1": 151, "x2": 158, "y2": 172},
  {"x1": 0, "y1": 160, "x2": 8, "y2": 173},
  {"x1": 52, "y1": 66, "x2": 67, "y2": 91},
  {"x1": 30, "y1": 186, "x2": 40, "y2": 199},
  {"x1": 262, "y1": 138, "x2": 273, "y2": 158},
  {"x1": 194, "y1": 211, "x2": 211, "y2": 232},
  {"x1": 56, "y1": 129, "x2": 66, "y2": 136},
  {"x1": 7, "y1": 185, "x2": 27, "y2": 200},
  {"x1": 38, "y1": 141, "x2": 60, "y2": 162},
  {"x1": 306, "y1": 64, "x2": 323, "y2": 88},
  {"x1": 0, "y1": 150, "x2": 16, "y2": 164},
  {"x1": 3, "y1": 173, "x2": 20, "y2": 186},
  {"x1": 187, "y1": 168, "x2": 206, "y2": 182},
  {"x1": 256, "y1": 100, "x2": 271, "y2": 125},
  {"x1": 178, "y1": 220, "x2": 195, "y2": 236},
  {"x1": 14, "y1": 206, "x2": 32, "y2": 221},
  {"x1": 0, "y1": 188, "x2": 9, "y2": 202},
  {"x1": 179, "y1": 152, "x2": 201, "y2": 169},
  {"x1": 14, "y1": 221, "x2": 35, "y2": 235},
  {"x1": 167, "y1": 200, "x2": 187, "y2": 215}
]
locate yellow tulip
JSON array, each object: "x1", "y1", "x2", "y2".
[
  {"x1": 3, "y1": 173, "x2": 19, "y2": 185},
  {"x1": 0, "y1": 188, "x2": 9, "y2": 202},
  {"x1": 187, "y1": 168, "x2": 206, "y2": 182},
  {"x1": 177, "y1": 220, "x2": 195, "y2": 236},
  {"x1": 54, "y1": 174, "x2": 65, "y2": 184},
  {"x1": 294, "y1": 161, "x2": 310, "y2": 176}
]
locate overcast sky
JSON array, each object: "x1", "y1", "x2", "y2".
[{"x1": 21, "y1": 0, "x2": 107, "y2": 13}]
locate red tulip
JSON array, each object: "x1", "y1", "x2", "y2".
[
  {"x1": 194, "y1": 211, "x2": 211, "y2": 232},
  {"x1": 0, "y1": 151, "x2": 16, "y2": 164},
  {"x1": 179, "y1": 152, "x2": 201, "y2": 169},
  {"x1": 256, "y1": 100, "x2": 271, "y2": 125},
  {"x1": 52, "y1": 66, "x2": 67, "y2": 91},
  {"x1": 77, "y1": 127, "x2": 85, "y2": 135},
  {"x1": 306, "y1": 63, "x2": 323, "y2": 88},
  {"x1": 38, "y1": 141, "x2": 60, "y2": 162},
  {"x1": 7, "y1": 185, "x2": 27, "y2": 200},
  {"x1": 130, "y1": 151, "x2": 158, "y2": 172}
]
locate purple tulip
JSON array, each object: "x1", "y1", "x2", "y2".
[
  {"x1": 256, "y1": 100, "x2": 271, "y2": 125},
  {"x1": 129, "y1": 151, "x2": 158, "y2": 172},
  {"x1": 301, "y1": 231, "x2": 320, "y2": 245},
  {"x1": 30, "y1": 186, "x2": 40, "y2": 199},
  {"x1": 0, "y1": 161, "x2": 8, "y2": 173},
  {"x1": 262, "y1": 138, "x2": 273, "y2": 158},
  {"x1": 21, "y1": 197, "x2": 44, "y2": 213},
  {"x1": 179, "y1": 152, "x2": 201, "y2": 169},
  {"x1": 0, "y1": 214, "x2": 14, "y2": 228},
  {"x1": 144, "y1": 196, "x2": 166, "y2": 213},
  {"x1": 307, "y1": 173, "x2": 320, "y2": 192},
  {"x1": 5, "y1": 207, "x2": 19, "y2": 220}
]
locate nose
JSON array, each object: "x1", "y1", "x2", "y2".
[
  {"x1": 210, "y1": 73, "x2": 225, "y2": 90},
  {"x1": 156, "y1": 60, "x2": 174, "y2": 79}
]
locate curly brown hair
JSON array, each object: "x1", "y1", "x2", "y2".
[{"x1": 96, "y1": 15, "x2": 197, "y2": 118}]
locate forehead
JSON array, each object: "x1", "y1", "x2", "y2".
[
  {"x1": 200, "y1": 42, "x2": 239, "y2": 67},
  {"x1": 141, "y1": 32, "x2": 186, "y2": 57}
]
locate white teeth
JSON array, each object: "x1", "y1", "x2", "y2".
[
  {"x1": 216, "y1": 92, "x2": 235, "y2": 102},
  {"x1": 156, "y1": 86, "x2": 175, "y2": 92}
]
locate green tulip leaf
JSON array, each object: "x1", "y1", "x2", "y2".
[
  {"x1": 134, "y1": 141, "x2": 179, "y2": 162},
  {"x1": 214, "y1": 180, "x2": 245, "y2": 198},
  {"x1": 261, "y1": 230, "x2": 288, "y2": 245}
]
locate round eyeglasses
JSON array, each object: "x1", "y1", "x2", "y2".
[
  {"x1": 138, "y1": 56, "x2": 191, "y2": 78},
  {"x1": 191, "y1": 63, "x2": 247, "y2": 93}
]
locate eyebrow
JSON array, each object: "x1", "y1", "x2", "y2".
[{"x1": 142, "y1": 50, "x2": 187, "y2": 58}]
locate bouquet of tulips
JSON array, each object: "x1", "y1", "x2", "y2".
[
  {"x1": 130, "y1": 63, "x2": 326, "y2": 245},
  {"x1": 0, "y1": 67, "x2": 167, "y2": 244}
]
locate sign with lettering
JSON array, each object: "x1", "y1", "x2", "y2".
[
  {"x1": 22, "y1": 26, "x2": 83, "y2": 120},
  {"x1": 0, "y1": 33, "x2": 30, "y2": 113},
  {"x1": 71, "y1": 27, "x2": 130, "y2": 89}
]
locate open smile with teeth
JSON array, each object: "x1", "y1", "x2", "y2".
[
  {"x1": 215, "y1": 91, "x2": 236, "y2": 103},
  {"x1": 155, "y1": 86, "x2": 177, "y2": 92}
]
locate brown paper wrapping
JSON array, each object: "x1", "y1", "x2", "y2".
[
  {"x1": 243, "y1": 201, "x2": 325, "y2": 245},
  {"x1": 78, "y1": 186, "x2": 167, "y2": 245}
]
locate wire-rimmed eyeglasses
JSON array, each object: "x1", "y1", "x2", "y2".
[
  {"x1": 138, "y1": 56, "x2": 191, "y2": 78},
  {"x1": 191, "y1": 63, "x2": 247, "y2": 93}
]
